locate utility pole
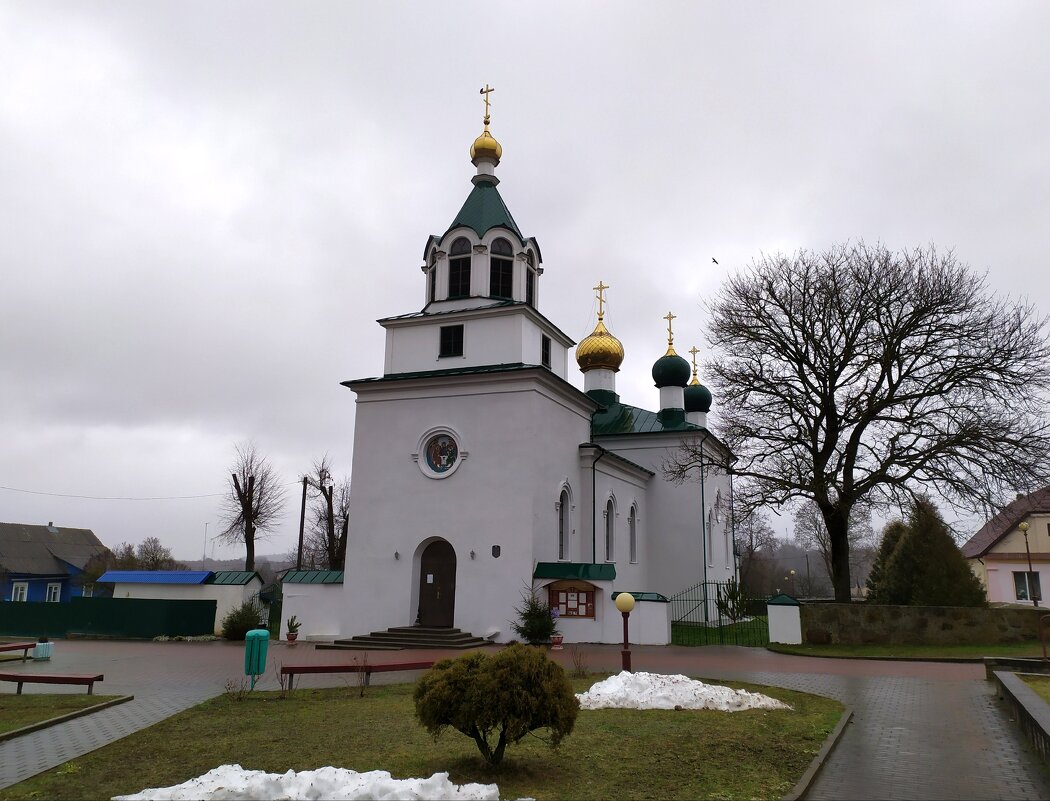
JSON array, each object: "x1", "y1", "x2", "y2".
[
  {"x1": 202, "y1": 522, "x2": 209, "y2": 569},
  {"x1": 296, "y1": 476, "x2": 308, "y2": 571}
]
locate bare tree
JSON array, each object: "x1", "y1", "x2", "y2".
[
  {"x1": 136, "y1": 537, "x2": 182, "y2": 570},
  {"x1": 302, "y1": 455, "x2": 351, "y2": 570},
  {"x1": 731, "y1": 499, "x2": 778, "y2": 594},
  {"x1": 666, "y1": 243, "x2": 1050, "y2": 601},
  {"x1": 793, "y1": 503, "x2": 874, "y2": 592},
  {"x1": 219, "y1": 441, "x2": 287, "y2": 571}
]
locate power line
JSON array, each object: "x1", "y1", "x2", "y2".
[{"x1": 0, "y1": 485, "x2": 224, "y2": 501}]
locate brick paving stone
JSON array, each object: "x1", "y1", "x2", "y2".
[{"x1": 2, "y1": 640, "x2": 1050, "y2": 800}]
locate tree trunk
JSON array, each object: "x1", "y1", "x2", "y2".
[
  {"x1": 822, "y1": 506, "x2": 852, "y2": 602},
  {"x1": 244, "y1": 523, "x2": 256, "y2": 572}
]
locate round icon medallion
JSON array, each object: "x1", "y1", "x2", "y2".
[{"x1": 424, "y1": 434, "x2": 459, "y2": 473}]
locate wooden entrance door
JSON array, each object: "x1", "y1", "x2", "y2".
[{"x1": 418, "y1": 540, "x2": 456, "y2": 627}]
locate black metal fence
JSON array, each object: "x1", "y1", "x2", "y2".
[{"x1": 670, "y1": 580, "x2": 769, "y2": 647}]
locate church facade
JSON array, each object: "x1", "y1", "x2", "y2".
[{"x1": 307, "y1": 103, "x2": 734, "y2": 645}]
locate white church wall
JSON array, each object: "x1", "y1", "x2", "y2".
[{"x1": 343, "y1": 374, "x2": 594, "y2": 642}]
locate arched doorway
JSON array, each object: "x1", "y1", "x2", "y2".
[{"x1": 417, "y1": 540, "x2": 456, "y2": 627}]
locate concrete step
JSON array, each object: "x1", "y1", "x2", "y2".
[{"x1": 323, "y1": 625, "x2": 491, "y2": 651}]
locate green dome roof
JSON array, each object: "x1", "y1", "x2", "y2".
[
  {"x1": 652, "y1": 351, "x2": 690, "y2": 388},
  {"x1": 684, "y1": 382, "x2": 712, "y2": 413}
]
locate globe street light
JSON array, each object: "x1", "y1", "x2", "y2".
[
  {"x1": 1020, "y1": 521, "x2": 1039, "y2": 608},
  {"x1": 615, "y1": 592, "x2": 636, "y2": 673}
]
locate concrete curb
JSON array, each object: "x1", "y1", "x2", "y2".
[
  {"x1": 781, "y1": 705, "x2": 854, "y2": 801},
  {"x1": 992, "y1": 671, "x2": 1050, "y2": 764},
  {"x1": 766, "y1": 646, "x2": 991, "y2": 663},
  {"x1": 0, "y1": 695, "x2": 135, "y2": 743}
]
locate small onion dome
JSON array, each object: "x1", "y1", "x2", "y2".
[
  {"x1": 652, "y1": 346, "x2": 691, "y2": 388},
  {"x1": 685, "y1": 379, "x2": 713, "y2": 413},
  {"x1": 470, "y1": 129, "x2": 502, "y2": 162},
  {"x1": 577, "y1": 319, "x2": 625, "y2": 372}
]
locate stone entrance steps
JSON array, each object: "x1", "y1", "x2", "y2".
[{"x1": 318, "y1": 626, "x2": 491, "y2": 651}]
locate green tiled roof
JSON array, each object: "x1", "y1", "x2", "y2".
[
  {"x1": 767, "y1": 593, "x2": 801, "y2": 606},
  {"x1": 591, "y1": 400, "x2": 703, "y2": 436},
  {"x1": 612, "y1": 591, "x2": 669, "y2": 603},
  {"x1": 209, "y1": 571, "x2": 260, "y2": 585},
  {"x1": 534, "y1": 562, "x2": 616, "y2": 581},
  {"x1": 283, "y1": 570, "x2": 344, "y2": 584},
  {"x1": 445, "y1": 182, "x2": 523, "y2": 239}
]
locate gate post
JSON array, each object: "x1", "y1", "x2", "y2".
[{"x1": 767, "y1": 593, "x2": 802, "y2": 644}]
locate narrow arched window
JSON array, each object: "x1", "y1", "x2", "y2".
[
  {"x1": 558, "y1": 489, "x2": 570, "y2": 560},
  {"x1": 629, "y1": 506, "x2": 638, "y2": 563},
  {"x1": 706, "y1": 510, "x2": 714, "y2": 567},
  {"x1": 605, "y1": 500, "x2": 615, "y2": 561},
  {"x1": 449, "y1": 237, "x2": 471, "y2": 299},
  {"x1": 490, "y1": 237, "x2": 514, "y2": 300}
]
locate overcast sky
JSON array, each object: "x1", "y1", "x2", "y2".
[{"x1": 2, "y1": 1, "x2": 1048, "y2": 562}]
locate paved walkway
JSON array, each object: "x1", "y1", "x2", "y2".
[{"x1": 2, "y1": 641, "x2": 1049, "y2": 799}]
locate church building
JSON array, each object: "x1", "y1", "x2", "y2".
[{"x1": 287, "y1": 94, "x2": 734, "y2": 646}]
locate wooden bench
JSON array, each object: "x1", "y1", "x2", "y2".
[
  {"x1": 281, "y1": 660, "x2": 435, "y2": 689},
  {"x1": 0, "y1": 672, "x2": 104, "y2": 695},
  {"x1": 0, "y1": 642, "x2": 37, "y2": 663}
]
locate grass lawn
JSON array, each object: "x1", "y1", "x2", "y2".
[
  {"x1": 767, "y1": 641, "x2": 1046, "y2": 659},
  {"x1": 0, "y1": 695, "x2": 122, "y2": 736},
  {"x1": 0, "y1": 675, "x2": 842, "y2": 801},
  {"x1": 1021, "y1": 675, "x2": 1050, "y2": 705},
  {"x1": 671, "y1": 617, "x2": 770, "y2": 647}
]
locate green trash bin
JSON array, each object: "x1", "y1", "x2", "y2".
[{"x1": 245, "y1": 629, "x2": 269, "y2": 689}]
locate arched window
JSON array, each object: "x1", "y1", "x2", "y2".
[
  {"x1": 629, "y1": 506, "x2": 638, "y2": 563},
  {"x1": 525, "y1": 250, "x2": 536, "y2": 306},
  {"x1": 558, "y1": 489, "x2": 570, "y2": 561},
  {"x1": 605, "y1": 499, "x2": 615, "y2": 561},
  {"x1": 490, "y1": 237, "x2": 514, "y2": 299},
  {"x1": 449, "y1": 237, "x2": 471, "y2": 299},
  {"x1": 706, "y1": 510, "x2": 714, "y2": 567}
]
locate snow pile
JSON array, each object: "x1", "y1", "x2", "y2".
[
  {"x1": 112, "y1": 765, "x2": 500, "y2": 801},
  {"x1": 575, "y1": 670, "x2": 791, "y2": 711}
]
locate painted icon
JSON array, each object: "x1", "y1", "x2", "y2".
[{"x1": 425, "y1": 434, "x2": 459, "y2": 473}]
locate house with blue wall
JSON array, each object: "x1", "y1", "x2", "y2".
[{"x1": 0, "y1": 522, "x2": 109, "y2": 603}]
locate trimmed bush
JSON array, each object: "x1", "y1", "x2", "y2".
[
  {"x1": 413, "y1": 643, "x2": 579, "y2": 765},
  {"x1": 511, "y1": 586, "x2": 559, "y2": 645},
  {"x1": 221, "y1": 601, "x2": 265, "y2": 641}
]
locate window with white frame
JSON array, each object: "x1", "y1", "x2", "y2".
[
  {"x1": 605, "y1": 499, "x2": 615, "y2": 561},
  {"x1": 629, "y1": 506, "x2": 638, "y2": 563},
  {"x1": 1014, "y1": 571, "x2": 1042, "y2": 602},
  {"x1": 46, "y1": 583, "x2": 61, "y2": 602},
  {"x1": 82, "y1": 584, "x2": 94, "y2": 598},
  {"x1": 12, "y1": 582, "x2": 28, "y2": 602}
]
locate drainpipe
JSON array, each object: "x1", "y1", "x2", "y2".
[
  {"x1": 591, "y1": 446, "x2": 608, "y2": 565},
  {"x1": 697, "y1": 433, "x2": 710, "y2": 622}
]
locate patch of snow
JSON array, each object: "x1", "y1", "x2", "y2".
[
  {"x1": 575, "y1": 670, "x2": 791, "y2": 711},
  {"x1": 112, "y1": 765, "x2": 501, "y2": 801}
]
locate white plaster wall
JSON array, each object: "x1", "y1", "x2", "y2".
[
  {"x1": 767, "y1": 605, "x2": 802, "y2": 644},
  {"x1": 984, "y1": 561, "x2": 1048, "y2": 605},
  {"x1": 281, "y1": 584, "x2": 344, "y2": 640},
  {"x1": 110, "y1": 582, "x2": 260, "y2": 635},
  {"x1": 384, "y1": 312, "x2": 569, "y2": 379},
  {"x1": 343, "y1": 375, "x2": 593, "y2": 643}
]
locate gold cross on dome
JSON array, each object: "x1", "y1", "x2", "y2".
[
  {"x1": 664, "y1": 311, "x2": 677, "y2": 346},
  {"x1": 480, "y1": 84, "x2": 495, "y2": 125},
  {"x1": 689, "y1": 345, "x2": 700, "y2": 373},
  {"x1": 593, "y1": 280, "x2": 609, "y2": 319}
]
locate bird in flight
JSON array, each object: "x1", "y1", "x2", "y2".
[{"x1": 711, "y1": 257, "x2": 719, "y2": 265}]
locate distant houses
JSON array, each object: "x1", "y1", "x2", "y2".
[{"x1": 0, "y1": 522, "x2": 108, "y2": 603}]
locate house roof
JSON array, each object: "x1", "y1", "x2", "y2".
[
  {"x1": 282, "y1": 570, "x2": 344, "y2": 584},
  {"x1": 591, "y1": 399, "x2": 705, "y2": 436},
  {"x1": 962, "y1": 485, "x2": 1050, "y2": 558},
  {"x1": 0, "y1": 522, "x2": 107, "y2": 576},
  {"x1": 209, "y1": 571, "x2": 261, "y2": 586},
  {"x1": 97, "y1": 570, "x2": 213, "y2": 585}
]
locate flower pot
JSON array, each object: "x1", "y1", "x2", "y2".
[
  {"x1": 550, "y1": 635, "x2": 564, "y2": 651},
  {"x1": 32, "y1": 641, "x2": 53, "y2": 661},
  {"x1": 287, "y1": 631, "x2": 299, "y2": 644}
]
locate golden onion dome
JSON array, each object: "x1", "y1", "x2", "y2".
[
  {"x1": 470, "y1": 128, "x2": 502, "y2": 161},
  {"x1": 577, "y1": 318, "x2": 625, "y2": 373}
]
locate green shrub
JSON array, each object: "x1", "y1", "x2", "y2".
[
  {"x1": 221, "y1": 601, "x2": 265, "y2": 641},
  {"x1": 511, "y1": 586, "x2": 559, "y2": 644},
  {"x1": 413, "y1": 643, "x2": 579, "y2": 765}
]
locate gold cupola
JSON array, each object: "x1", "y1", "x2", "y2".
[
  {"x1": 470, "y1": 84, "x2": 503, "y2": 163},
  {"x1": 576, "y1": 281, "x2": 625, "y2": 373}
]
